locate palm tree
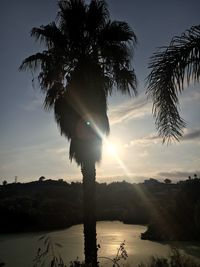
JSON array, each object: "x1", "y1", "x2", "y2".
[
  {"x1": 147, "y1": 25, "x2": 200, "y2": 143},
  {"x1": 20, "y1": 0, "x2": 137, "y2": 265}
]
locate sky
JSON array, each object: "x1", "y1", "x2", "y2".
[{"x1": 0, "y1": 0, "x2": 200, "y2": 184}]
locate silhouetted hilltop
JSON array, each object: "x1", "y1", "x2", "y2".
[
  {"x1": 0, "y1": 177, "x2": 200, "y2": 241},
  {"x1": 141, "y1": 177, "x2": 200, "y2": 241},
  {"x1": 0, "y1": 179, "x2": 83, "y2": 232}
]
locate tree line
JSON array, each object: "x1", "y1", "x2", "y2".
[{"x1": 1, "y1": 177, "x2": 200, "y2": 241}]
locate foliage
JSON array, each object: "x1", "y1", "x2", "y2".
[
  {"x1": 33, "y1": 236, "x2": 66, "y2": 267},
  {"x1": 20, "y1": 1, "x2": 137, "y2": 263},
  {"x1": 32, "y1": 238, "x2": 200, "y2": 267},
  {"x1": 147, "y1": 25, "x2": 200, "y2": 143},
  {"x1": 20, "y1": 0, "x2": 137, "y2": 165},
  {"x1": 0, "y1": 179, "x2": 169, "y2": 232},
  {"x1": 1, "y1": 241, "x2": 200, "y2": 267},
  {"x1": 39, "y1": 176, "x2": 46, "y2": 182},
  {"x1": 0, "y1": 180, "x2": 83, "y2": 232},
  {"x1": 98, "y1": 241, "x2": 128, "y2": 267},
  {"x1": 2, "y1": 180, "x2": 7, "y2": 186},
  {"x1": 142, "y1": 178, "x2": 200, "y2": 241},
  {"x1": 33, "y1": 235, "x2": 128, "y2": 267},
  {"x1": 164, "y1": 179, "x2": 171, "y2": 184},
  {"x1": 138, "y1": 248, "x2": 200, "y2": 267},
  {"x1": 1, "y1": 178, "x2": 200, "y2": 241}
]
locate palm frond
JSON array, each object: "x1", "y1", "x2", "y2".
[
  {"x1": 114, "y1": 67, "x2": 137, "y2": 96},
  {"x1": 31, "y1": 23, "x2": 65, "y2": 47},
  {"x1": 54, "y1": 95, "x2": 76, "y2": 139},
  {"x1": 100, "y1": 44, "x2": 132, "y2": 70},
  {"x1": 20, "y1": 0, "x2": 137, "y2": 165},
  {"x1": 43, "y1": 82, "x2": 65, "y2": 110},
  {"x1": 69, "y1": 138, "x2": 102, "y2": 165},
  {"x1": 147, "y1": 25, "x2": 200, "y2": 142},
  {"x1": 100, "y1": 20, "x2": 137, "y2": 44},
  {"x1": 58, "y1": 0, "x2": 86, "y2": 41},
  {"x1": 86, "y1": 0, "x2": 109, "y2": 33},
  {"x1": 19, "y1": 52, "x2": 49, "y2": 71}
]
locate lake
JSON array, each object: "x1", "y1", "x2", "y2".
[{"x1": 0, "y1": 221, "x2": 200, "y2": 267}]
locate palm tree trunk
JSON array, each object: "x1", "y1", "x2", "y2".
[{"x1": 81, "y1": 160, "x2": 97, "y2": 266}]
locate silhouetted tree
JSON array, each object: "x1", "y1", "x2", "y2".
[
  {"x1": 164, "y1": 178, "x2": 171, "y2": 184},
  {"x1": 20, "y1": 0, "x2": 137, "y2": 265},
  {"x1": 147, "y1": 25, "x2": 200, "y2": 142},
  {"x1": 2, "y1": 180, "x2": 7, "y2": 186},
  {"x1": 39, "y1": 176, "x2": 46, "y2": 182},
  {"x1": 144, "y1": 178, "x2": 160, "y2": 185}
]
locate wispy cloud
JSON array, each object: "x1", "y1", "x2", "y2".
[
  {"x1": 139, "y1": 150, "x2": 149, "y2": 157},
  {"x1": 157, "y1": 170, "x2": 200, "y2": 179},
  {"x1": 124, "y1": 128, "x2": 200, "y2": 149},
  {"x1": 182, "y1": 128, "x2": 200, "y2": 141},
  {"x1": 109, "y1": 94, "x2": 151, "y2": 125},
  {"x1": 181, "y1": 87, "x2": 200, "y2": 103},
  {"x1": 20, "y1": 97, "x2": 43, "y2": 111},
  {"x1": 124, "y1": 134, "x2": 161, "y2": 148}
]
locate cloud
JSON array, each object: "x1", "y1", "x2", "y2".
[
  {"x1": 124, "y1": 128, "x2": 200, "y2": 149},
  {"x1": 124, "y1": 134, "x2": 161, "y2": 148},
  {"x1": 139, "y1": 150, "x2": 149, "y2": 157},
  {"x1": 20, "y1": 97, "x2": 43, "y2": 111},
  {"x1": 109, "y1": 95, "x2": 151, "y2": 125},
  {"x1": 97, "y1": 175, "x2": 148, "y2": 184},
  {"x1": 46, "y1": 147, "x2": 67, "y2": 155},
  {"x1": 182, "y1": 128, "x2": 200, "y2": 141},
  {"x1": 181, "y1": 87, "x2": 200, "y2": 103},
  {"x1": 157, "y1": 170, "x2": 200, "y2": 180}
]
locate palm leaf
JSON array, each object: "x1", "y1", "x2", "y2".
[
  {"x1": 43, "y1": 82, "x2": 64, "y2": 110},
  {"x1": 86, "y1": 0, "x2": 109, "y2": 33},
  {"x1": 114, "y1": 67, "x2": 137, "y2": 96},
  {"x1": 58, "y1": 0, "x2": 86, "y2": 42},
  {"x1": 20, "y1": 0, "x2": 137, "y2": 165},
  {"x1": 31, "y1": 23, "x2": 65, "y2": 48},
  {"x1": 100, "y1": 20, "x2": 137, "y2": 44},
  {"x1": 19, "y1": 52, "x2": 49, "y2": 71},
  {"x1": 147, "y1": 25, "x2": 200, "y2": 142}
]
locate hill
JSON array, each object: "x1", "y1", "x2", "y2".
[{"x1": 0, "y1": 178, "x2": 200, "y2": 241}]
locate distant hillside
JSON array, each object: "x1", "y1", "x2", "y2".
[
  {"x1": 0, "y1": 178, "x2": 200, "y2": 241},
  {"x1": 141, "y1": 177, "x2": 200, "y2": 241}
]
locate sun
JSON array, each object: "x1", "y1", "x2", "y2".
[
  {"x1": 104, "y1": 139, "x2": 121, "y2": 157},
  {"x1": 106, "y1": 143, "x2": 118, "y2": 155}
]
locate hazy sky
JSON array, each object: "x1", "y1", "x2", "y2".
[{"x1": 0, "y1": 0, "x2": 200, "y2": 184}]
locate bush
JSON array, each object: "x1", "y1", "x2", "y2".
[{"x1": 138, "y1": 248, "x2": 200, "y2": 267}]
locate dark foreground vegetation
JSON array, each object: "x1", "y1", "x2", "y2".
[
  {"x1": 137, "y1": 249, "x2": 200, "y2": 267},
  {"x1": 141, "y1": 177, "x2": 200, "y2": 241},
  {"x1": 31, "y1": 237, "x2": 200, "y2": 267},
  {"x1": 1, "y1": 242, "x2": 200, "y2": 267},
  {"x1": 0, "y1": 176, "x2": 200, "y2": 241}
]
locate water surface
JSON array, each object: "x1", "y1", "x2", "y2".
[{"x1": 0, "y1": 221, "x2": 199, "y2": 267}]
